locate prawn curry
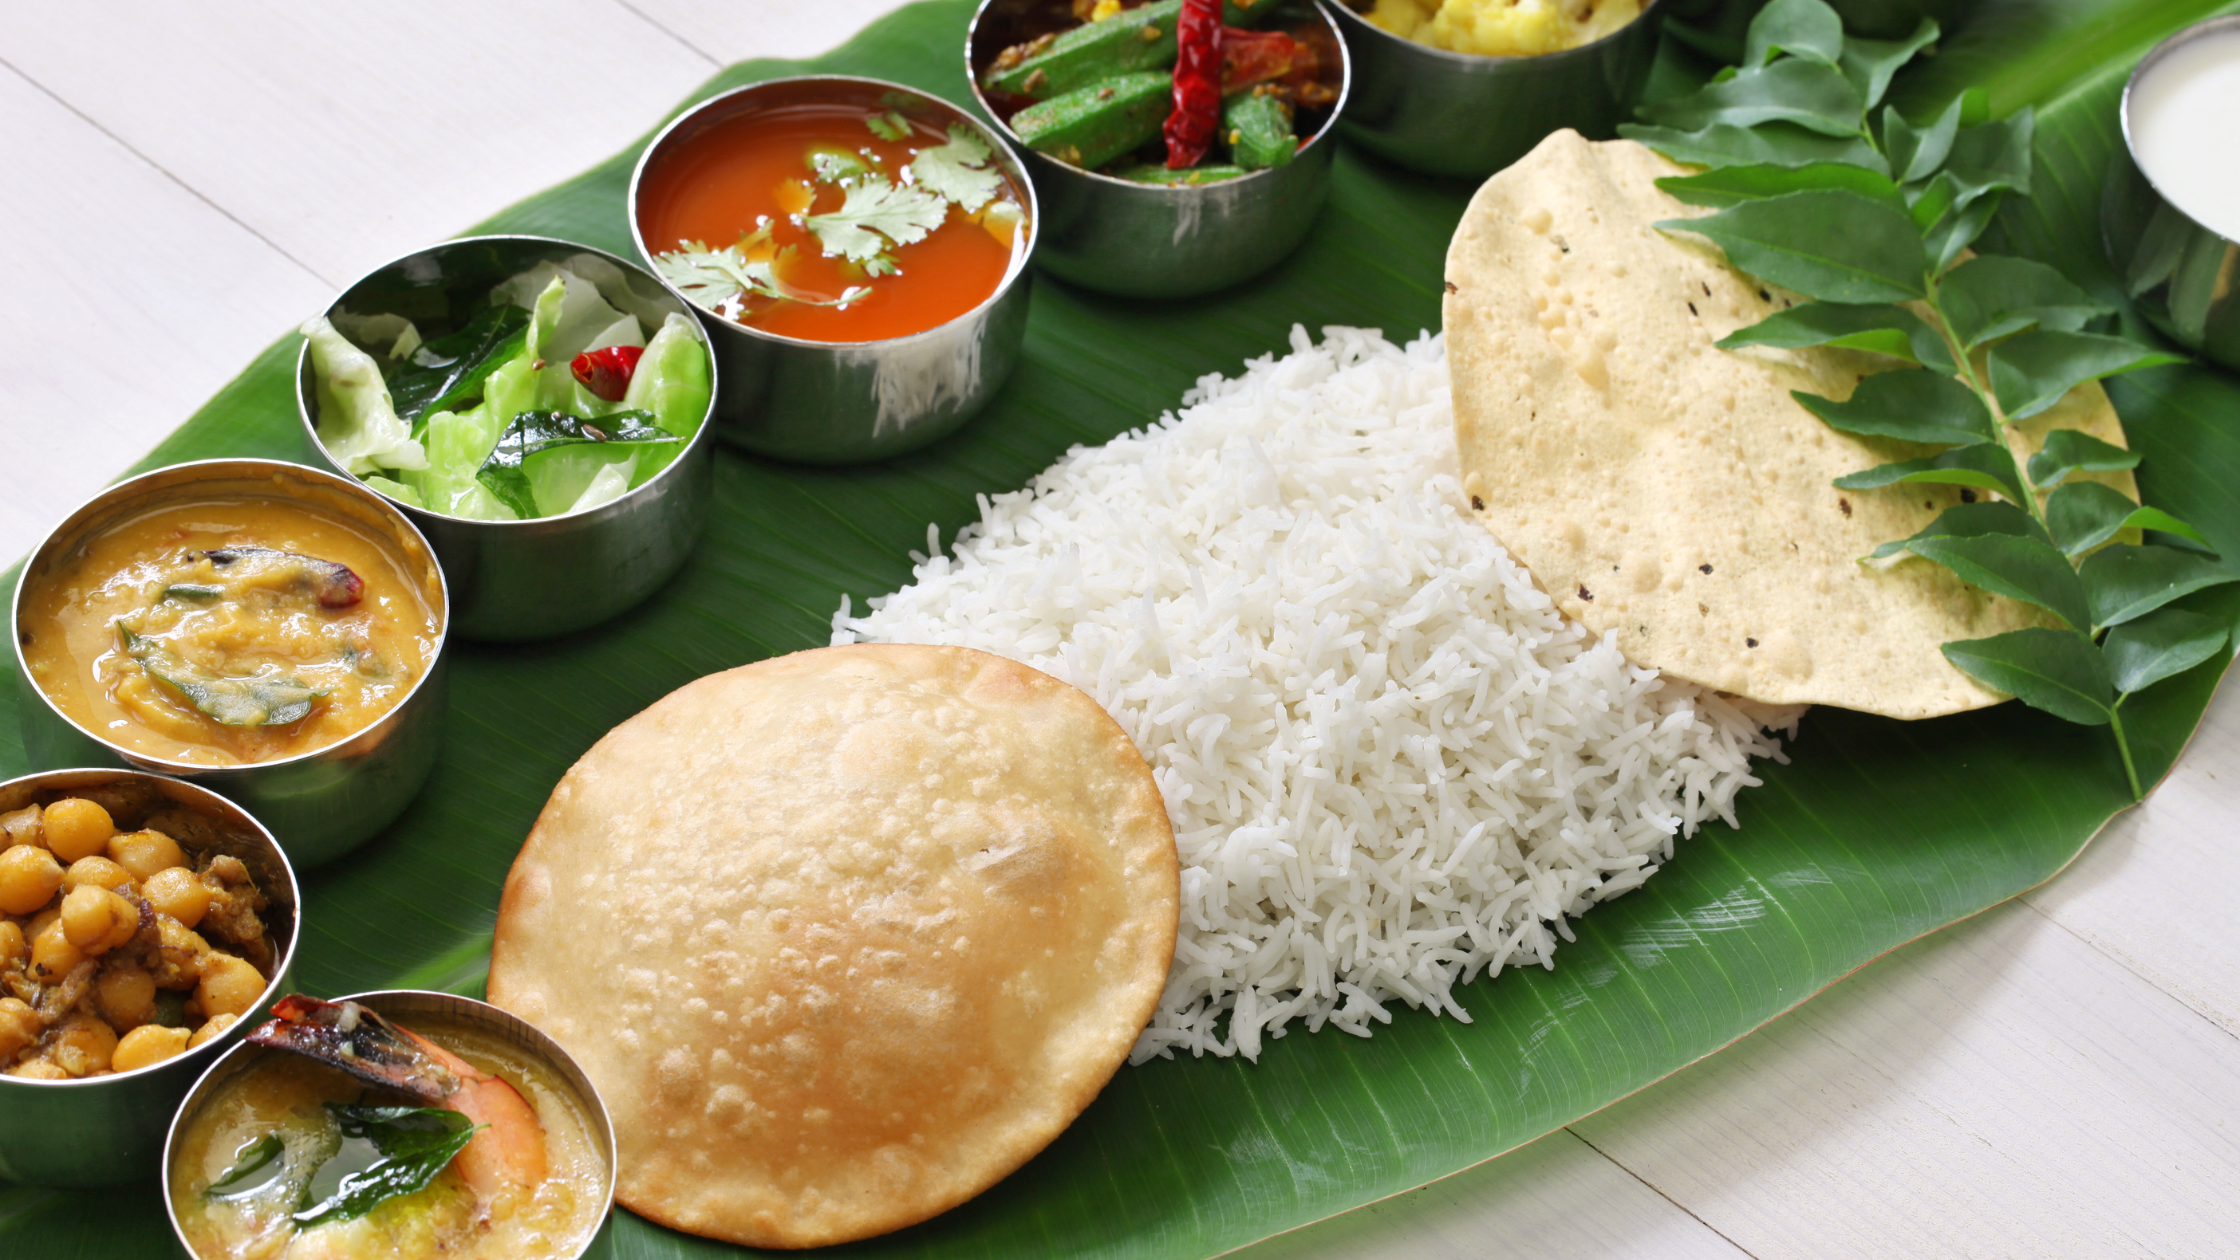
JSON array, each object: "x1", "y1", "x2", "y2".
[
  {"x1": 169, "y1": 996, "x2": 607, "y2": 1260},
  {"x1": 19, "y1": 486, "x2": 441, "y2": 766}
]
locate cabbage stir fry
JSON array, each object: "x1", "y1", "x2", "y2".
[{"x1": 301, "y1": 255, "x2": 713, "y2": 521}]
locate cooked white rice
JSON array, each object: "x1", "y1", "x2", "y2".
[{"x1": 833, "y1": 326, "x2": 1800, "y2": 1062}]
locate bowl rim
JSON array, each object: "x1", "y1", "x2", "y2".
[
  {"x1": 1321, "y1": 0, "x2": 1666, "y2": 68},
  {"x1": 625, "y1": 73, "x2": 1042, "y2": 353},
  {"x1": 10, "y1": 456, "x2": 451, "y2": 777},
  {"x1": 0, "y1": 766, "x2": 302, "y2": 1090},
  {"x1": 294, "y1": 233, "x2": 721, "y2": 530},
  {"x1": 2118, "y1": 12, "x2": 2240, "y2": 247},
  {"x1": 965, "y1": 0, "x2": 1355, "y2": 191},
  {"x1": 161, "y1": 987, "x2": 620, "y2": 1259}
]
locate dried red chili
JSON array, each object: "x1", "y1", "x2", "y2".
[
  {"x1": 1164, "y1": 0, "x2": 1224, "y2": 169},
  {"x1": 570, "y1": 345, "x2": 643, "y2": 402}
]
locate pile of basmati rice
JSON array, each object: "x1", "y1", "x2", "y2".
[{"x1": 833, "y1": 326, "x2": 1799, "y2": 1062}]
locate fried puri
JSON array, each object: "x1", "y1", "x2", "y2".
[{"x1": 488, "y1": 643, "x2": 1179, "y2": 1248}]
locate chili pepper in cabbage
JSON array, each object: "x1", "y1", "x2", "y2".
[
  {"x1": 1163, "y1": 0, "x2": 1223, "y2": 169},
  {"x1": 570, "y1": 345, "x2": 644, "y2": 402}
]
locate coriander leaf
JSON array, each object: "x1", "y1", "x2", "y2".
[
  {"x1": 1618, "y1": 122, "x2": 1889, "y2": 173},
  {"x1": 653, "y1": 238, "x2": 866, "y2": 321},
  {"x1": 2043, "y1": 481, "x2": 2212, "y2": 558},
  {"x1": 1869, "y1": 500, "x2": 2047, "y2": 560},
  {"x1": 1835, "y1": 441, "x2": 2025, "y2": 501},
  {"x1": 1839, "y1": 18, "x2": 1939, "y2": 111},
  {"x1": 863, "y1": 253, "x2": 900, "y2": 278},
  {"x1": 1745, "y1": 0, "x2": 1845, "y2": 67},
  {"x1": 294, "y1": 1106, "x2": 479, "y2": 1228},
  {"x1": 1884, "y1": 94, "x2": 1962, "y2": 185},
  {"x1": 1937, "y1": 256, "x2": 2112, "y2": 349},
  {"x1": 1941, "y1": 109, "x2": 2035, "y2": 207},
  {"x1": 1793, "y1": 368, "x2": 1996, "y2": 446},
  {"x1": 866, "y1": 111, "x2": 911, "y2": 142},
  {"x1": 1989, "y1": 330, "x2": 2186, "y2": 421},
  {"x1": 906, "y1": 123, "x2": 1004, "y2": 214},
  {"x1": 807, "y1": 146, "x2": 870, "y2": 184},
  {"x1": 1941, "y1": 628, "x2": 2113, "y2": 724},
  {"x1": 804, "y1": 175, "x2": 950, "y2": 263},
  {"x1": 1660, "y1": 190, "x2": 1926, "y2": 303},
  {"x1": 2027, "y1": 428, "x2": 2141, "y2": 490},
  {"x1": 1656, "y1": 162, "x2": 1905, "y2": 211},
  {"x1": 1639, "y1": 58, "x2": 1867, "y2": 138},
  {"x1": 1924, "y1": 189, "x2": 2003, "y2": 273},
  {"x1": 2080, "y1": 544, "x2": 2240, "y2": 630},
  {"x1": 1908, "y1": 533, "x2": 2091, "y2": 630},
  {"x1": 2103, "y1": 607, "x2": 2230, "y2": 696},
  {"x1": 1719, "y1": 301, "x2": 1956, "y2": 372}
]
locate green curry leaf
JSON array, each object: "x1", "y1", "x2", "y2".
[
  {"x1": 1744, "y1": 0, "x2": 1845, "y2": 68},
  {"x1": 474, "y1": 409, "x2": 682, "y2": 519},
  {"x1": 1868, "y1": 500, "x2": 2047, "y2": 560},
  {"x1": 1937, "y1": 256, "x2": 2112, "y2": 349},
  {"x1": 1834, "y1": 441, "x2": 2025, "y2": 501},
  {"x1": 1639, "y1": 58, "x2": 1868, "y2": 138},
  {"x1": 1618, "y1": 122, "x2": 1889, "y2": 173},
  {"x1": 1656, "y1": 162, "x2": 1906, "y2": 211},
  {"x1": 1838, "y1": 18, "x2": 1940, "y2": 111},
  {"x1": 292, "y1": 1106, "x2": 480, "y2": 1228},
  {"x1": 1907, "y1": 534, "x2": 2092, "y2": 631},
  {"x1": 1941, "y1": 628, "x2": 2113, "y2": 724},
  {"x1": 119, "y1": 628, "x2": 325, "y2": 727},
  {"x1": 1793, "y1": 368, "x2": 1997, "y2": 446},
  {"x1": 382, "y1": 303, "x2": 531, "y2": 432},
  {"x1": 1719, "y1": 302, "x2": 1956, "y2": 372},
  {"x1": 1989, "y1": 330, "x2": 2185, "y2": 421},
  {"x1": 2080, "y1": 544, "x2": 2240, "y2": 631},
  {"x1": 2043, "y1": 481, "x2": 2213, "y2": 557},
  {"x1": 2103, "y1": 607, "x2": 2231, "y2": 697},
  {"x1": 2026, "y1": 428, "x2": 2142, "y2": 490},
  {"x1": 1660, "y1": 190, "x2": 1926, "y2": 303},
  {"x1": 1883, "y1": 94, "x2": 1962, "y2": 185}
]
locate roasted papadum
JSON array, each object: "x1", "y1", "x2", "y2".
[
  {"x1": 1444, "y1": 131, "x2": 2139, "y2": 719},
  {"x1": 488, "y1": 643, "x2": 1179, "y2": 1248}
]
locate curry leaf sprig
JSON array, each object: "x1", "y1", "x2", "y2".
[{"x1": 1623, "y1": 0, "x2": 2239, "y2": 798}]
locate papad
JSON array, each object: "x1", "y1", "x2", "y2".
[{"x1": 1444, "y1": 131, "x2": 2138, "y2": 718}]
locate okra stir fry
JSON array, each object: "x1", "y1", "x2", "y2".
[{"x1": 981, "y1": 0, "x2": 1341, "y2": 184}]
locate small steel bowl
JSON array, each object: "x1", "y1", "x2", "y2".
[
  {"x1": 0, "y1": 768, "x2": 300, "y2": 1188},
  {"x1": 12, "y1": 459, "x2": 449, "y2": 866},
  {"x1": 629, "y1": 76, "x2": 1035, "y2": 464},
  {"x1": 164, "y1": 989, "x2": 619, "y2": 1260},
  {"x1": 966, "y1": 0, "x2": 1351, "y2": 298},
  {"x1": 2103, "y1": 14, "x2": 2240, "y2": 373},
  {"x1": 298, "y1": 235, "x2": 718, "y2": 641},
  {"x1": 1323, "y1": 0, "x2": 1663, "y2": 178}
]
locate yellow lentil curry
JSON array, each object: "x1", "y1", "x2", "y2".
[
  {"x1": 20, "y1": 494, "x2": 440, "y2": 766},
  {"x1": 170, "y1": 1014, "x2": 607, "y2": 1260},
  {"x1": 0, "y1": 787, "x2": 276, "y2": 1079}
]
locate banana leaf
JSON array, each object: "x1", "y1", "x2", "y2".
[{"x1": 6, "y1": 0, "x2": 2240, "y2": 1255}]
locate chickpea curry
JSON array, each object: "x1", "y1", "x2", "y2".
[
  {"x1": 0, "y1": 787, "x2": 279, "y2": 1081},
  {"x1": 170, "y1": 998, "x2": 608, "y2": 1260},
  {"x1": 19, "y1": 493, "x2": 441, "y2": 766}
]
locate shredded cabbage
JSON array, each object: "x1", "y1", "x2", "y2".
[{"x1": 301, "y1": 316, "x2": 428, "y2": 474}]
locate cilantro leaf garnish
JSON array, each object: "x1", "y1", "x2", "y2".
[
  {"x1": 866, "y1": 111, "x2": 912, "y2": 142},
  {"x1": 652, "y1": 236, "x2": 868, "y2": 318},
  {"x1": 809, "y1": 147, "x2": 871, "y2": 185},
  {"x1": 906, "y1": 123, "x2": 1004, "y2": 214},
  {"x1": 803, "y1": 176, "x2": 950, "y2": 263}
]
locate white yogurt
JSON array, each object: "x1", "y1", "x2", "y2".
[{"x1": 2129, "y1": 24, "x2": 2240, "y2": 241}]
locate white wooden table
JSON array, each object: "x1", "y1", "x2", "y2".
[{"x1": 8, "y1": 4, "x2": 2238, "y2": 1256}]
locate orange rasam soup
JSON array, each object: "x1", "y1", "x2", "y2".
[
  {"x1": 20, "y1": 494, "x2": 441, "y2": 767},
  {"x1": 637, "y1": 90, "x2": 1028, "y2": 344}
]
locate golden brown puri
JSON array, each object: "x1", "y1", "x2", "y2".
[
  {"x1": 1444, "y1": 131, "x2": 2139, "y2": 719},
  {"x1": 488, "y1": 643, "x2": 1179, "y2": 1249}
]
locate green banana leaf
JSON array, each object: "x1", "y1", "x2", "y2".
[{"x1": 7, "y1": 0, "x2": 2240, "y2": 1255}]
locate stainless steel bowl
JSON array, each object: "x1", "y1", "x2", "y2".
[
  {"x1": 629, "y1": 76, "x2": 1035, "y2": 464},
  {"x1": 12, "y1": 459, "x2": 449, "y2": 866},
  {"x1": 966, "y1": 0, "x2": 1351, "y2": 298},
  {"x1": 298, "y1": 235, "x2": 718, "y2": 641},
  {"x1": 0, "y1": 768, "x2": 299, "y2": 1188},
  {"x1": 1324, "y1": 0, "x2": 1662, "y2": 178},
  {"x1": 164, "y1": 989, "x2": 619, "y2": 1260},
  {"x1": 2104, "y1": 15, "x2": 2240, "y2": 373}
]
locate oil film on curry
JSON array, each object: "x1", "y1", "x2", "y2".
[{"x1": 8, "y1": 0, "x2": 2238, "y2": 1256}]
